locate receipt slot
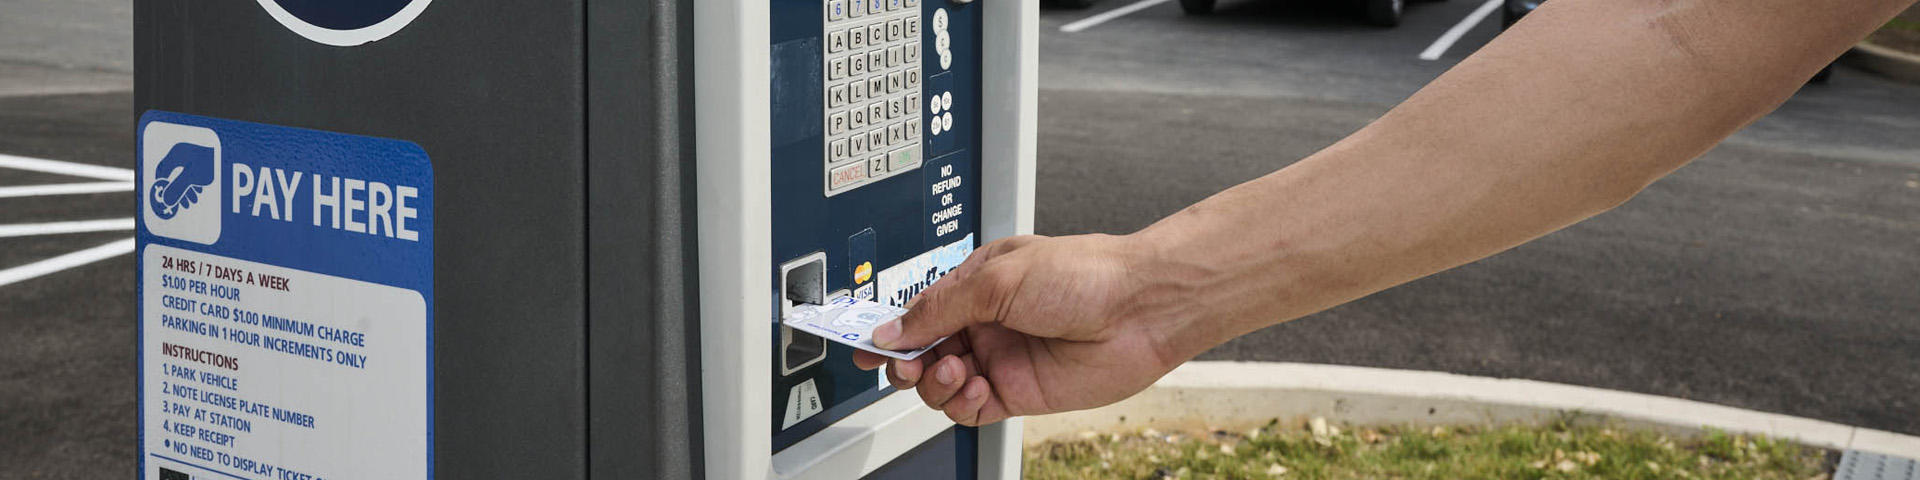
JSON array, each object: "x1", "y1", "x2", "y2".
[{"x1": 135, "y1": 0, "x2": 1031, "y2": 478}]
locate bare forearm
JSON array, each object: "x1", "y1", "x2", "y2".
[{"x1": 1135, "y1": 0, "x2": 1914, "y2": 357}]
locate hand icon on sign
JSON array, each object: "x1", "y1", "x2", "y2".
[{"x1": 149, "y1": 143, "x2": 216, "y2": 220}]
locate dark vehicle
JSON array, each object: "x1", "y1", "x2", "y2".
[
  {"x1": 1180, "y1": 0, "x2": 1414, "y2": 27},
  {"x1": 1501, "y1": 0, "x2": 1835, "y2": 82}
]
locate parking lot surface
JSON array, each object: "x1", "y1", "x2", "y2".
[{"x1": 1036, "y1": 0, "x2": 1920, "y2": 435}]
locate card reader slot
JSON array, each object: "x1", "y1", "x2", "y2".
[{"x1": 780, "y1": 253, "x2": 830, "y2": 375}]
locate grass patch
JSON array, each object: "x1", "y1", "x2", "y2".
[
  {"x1": 1025, "y1": 418, "x2": 1830, "y2": 479},
  {"x1": 1887, "y1": 17, "x2": 1920, "y2": 33}
]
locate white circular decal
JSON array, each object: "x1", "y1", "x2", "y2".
[{"x1": 256, "y1": 0, "x2": 433, "y2": 47}]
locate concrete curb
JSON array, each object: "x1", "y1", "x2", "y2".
[
  {"x1": 1023, "y1": 362, "x2": 1920, "y2": 459},
  {"x1": 1841, "y1": 42, "x2": 1920, "y2": 84}
]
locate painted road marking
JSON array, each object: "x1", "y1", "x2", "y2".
[
  {"x1": 0, "y1": 218, "x2": 136, "y2": 238},
  {"x1": 0, "y1": 237, "x2": 134, "y2": 289},
  {"x1": 1060, "y1": 0, "x2": 1174, "y2": 33},
  {"x1": 1419, "y1": 0, "x2": 1502, "y2": 61},
  {"x1": 0, "y1": 152, "x2": 137, "y2": 181},
  {"x1": 0, "y1": 181, "x2": 134, "y2": 198}
]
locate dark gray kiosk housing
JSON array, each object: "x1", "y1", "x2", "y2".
[{"x1": 135, "y1": 0, "x2": 1034, "y2": 479}]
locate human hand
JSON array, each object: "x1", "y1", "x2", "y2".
[{"x1": 852, "y1": 234, "x2": 1212, "y2": 426}]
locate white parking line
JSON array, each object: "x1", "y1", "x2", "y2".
[
  {"x1": 1418, "y1": 0, "x2": 1502, "y2": 61},
  {"x1": 1060, "y1": 0, "x2": 1174, "y2": 33},
  {"x1": 0, "y1": 237, "x2": 134, "y2": 289},
  {"x1": 0, "y1": 218, "x2": 136, "y2": 238},
  {"x1": 0, "y1": 152, "x2": 137, "y2": 181},
  {"x1": 0, "y1": 181, "x2": 134, "y2": 199}
]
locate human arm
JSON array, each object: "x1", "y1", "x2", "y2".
[{"x1": 857, "y1": 0, "x2": 1919, "y2": 426}]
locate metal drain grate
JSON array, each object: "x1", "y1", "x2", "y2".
[{"x1": 1837, "y1": 450, "x2": 1920, "y2": 480}]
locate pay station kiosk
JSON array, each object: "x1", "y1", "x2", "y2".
[{"x1": 133, "y1": 0, "x2": 1034, "y2": 479}]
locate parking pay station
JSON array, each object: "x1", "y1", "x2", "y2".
[{"x1": 134, "y1": 0, "x2": 1033, "y2": 479}]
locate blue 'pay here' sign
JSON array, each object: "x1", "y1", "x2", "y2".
[{"x1": 137, "y1": 111, "x2": 434, "y2": 480}]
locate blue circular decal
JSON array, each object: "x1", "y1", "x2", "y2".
[{"x1": 256, "y1": 0, "x2": 432, "y2": 47}]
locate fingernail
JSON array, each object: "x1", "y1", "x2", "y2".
[
  {"x1": 873, "y1": 321, "x2": 902, "y2": 349},
  {"x1": 937, "y1": 361, "x2": 959, "y2": 386},
  {"x1": 964, "y1": 383, "x2": 984, "y2": 400}
]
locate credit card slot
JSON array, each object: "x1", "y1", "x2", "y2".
[{"x1": 780, "y1": 253, "x2": 829, "y2": 375}]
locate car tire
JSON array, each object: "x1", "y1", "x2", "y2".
[
  {"x1": 1365, "y1": 0, "x2": 1403, "y2": 26},
  {"x1": 1053, "y1": 0, "x2": 1099, "y2": 8},
  {"x1": 1180, "y1": 0, "x2": 1216, "y2": 14}
]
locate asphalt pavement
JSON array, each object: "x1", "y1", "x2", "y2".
[
  {"x1": 1, "y1": 0, "x2": 1918, "y2": 477},
  {"x1": 1035, "y1": 0, "x2": 1920, "y2": 436}
]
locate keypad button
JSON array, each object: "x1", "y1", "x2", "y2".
[
  {"x1": 868, "y1": 24, "x2": 886, "y2": 45},
  {"x1": 870, "y1": 155, "x2": 889, "y2": 176},
  {"x1": 830, "y1": 85, "x2": 849, "y2": 108},
  {"x1": 867, "y1": 51, "x2": 886, "y2": 72},
  {"x1": 849, "y1": 53, "x2": 867, "y2": 76},
  {"x1": 887, "y1": 19, "x2": 904, "y2": 42},
  {"x1": 830, "y1": 112, "x2": 848, "y2": 136},
  {"x1": 906, "y1": 117, "x2": 921, "y2": 139},
  {"x1": 884, "y1": 72, "x2": 902, "y2": 93},
  {"x1": 935, "y1": 34, "x2": 950, "y2": 53},
  {"x1": 905, "y1": 41, "x2": 920, "y2": 63},
  {"x1": 887, "y1": 46, "x2": 903, "y2": 68},
  {"x1": 888, "y1": 0, "x2": 904, "y2": 11},
  {"x1": 928, "y1": 94, "x2": 942, "y2": 114},
  {"x1": 905, "y1": 68, "x2": 920, "y2": 89},
  {"x1": 851, "y1": 132, "x2": 869, "y2": 154},
  {"x1": 905, "y1": 92, "x2": 921, "y2": 115},
  {"x1": 829, "y1": 57, "x2": 847, "y2": 80},
  {"x1": 850, "y1": 106, "x2": 868, "y2": 129},
  {"x1": 868, "y1": 103, "x2": 887, "y2": 126},
  {"x1": 905, "y1": 17, "x2": 920, "y2": 38},
  {"x1": 850, "y1": 0, "x2": 867, "y2": 17},
  {"x1": 850, "y1": 27, "x2": 867, "y2": 49},
  {"x1": 887, "y1": 123, "x2": 905, "y2": 145},
  {"x1": 941, "y1": 112, "x2": 954, "y2": 131},
  {"x1": 829, "y1": 162, "x2": 869, "y2": 190},
  {"x1": 889, "y1": 146, "x2": 920, "y2": 171},
  {"x1": 867, "y1": 76, "x2": 886, "y2": 96},
  {"x1": 867, "y1": 130, "x2": 886, "y2": 150},
  {"x1": 868, "y1": 0, "x2": 883, "y2": 15},
  {"x1": 939, "y1": 51, "x2": 952, "y2": 70},
  {"x1": 828, "y1": 30, "x2": 848, "y2": 53},
  {"x1": 933, "y1": 8, "x2": 949, "y2": 31},
  {"x1": 850, "y1": 81, "x2": 868, "y2": 102},
  {"x1": 888, "y1": 97, "x2": 904, "y2": 119},
  {"x1": 905, "y1": 0, "x2": 919, "y2": 7},
  {"x1": 830, "y1": 139, "x2": 850, "y2": 162},
  {"x1": 940, "y1": 91, "x2": 953, "y2": 109},
  {"x1": 830, "y1": 0, "x2": 847, "y2": 21}
]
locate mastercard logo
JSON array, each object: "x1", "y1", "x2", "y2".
[{"x1": 854, "y1": 261, "x2": 873, "y2": 284}]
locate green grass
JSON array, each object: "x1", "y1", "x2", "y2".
[
  {"x1": 1024, "y1": 418, "x2": 1830, "y2": 479},
  {"x1": 1886, "y1": 17, "x2": 1920, "y2": 33}
]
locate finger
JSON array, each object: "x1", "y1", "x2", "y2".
[
  {"x1": 886, "y1": 356, "x2": 924, "y2": 390},
  {"x1": 943, "y1": 376, "x2": 993, "y2": 426},
  {"x1": 852, "y1": 350, "x2": 886, "y2": 370},
  {"x1": 875, "y1": 262, "x2": 1019, "y2": 350},
  {"x1": 903, "y1": 236, "x2": 1041, "y2": 309},
  {"x1": 916, "y1": 355, "x2": 971, "y2": 410}
]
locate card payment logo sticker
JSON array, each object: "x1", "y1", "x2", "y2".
[{"x1": 141, "y1": 122, "x2": 222, "y2": 245}]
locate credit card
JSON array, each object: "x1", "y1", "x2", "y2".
[{"x1": 783, "y1": 296, "x2": 947, "y2": 360}]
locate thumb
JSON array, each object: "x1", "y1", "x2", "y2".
[{"x1": 873, "y1": 262, "x2": 1015, "y2": 350}]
